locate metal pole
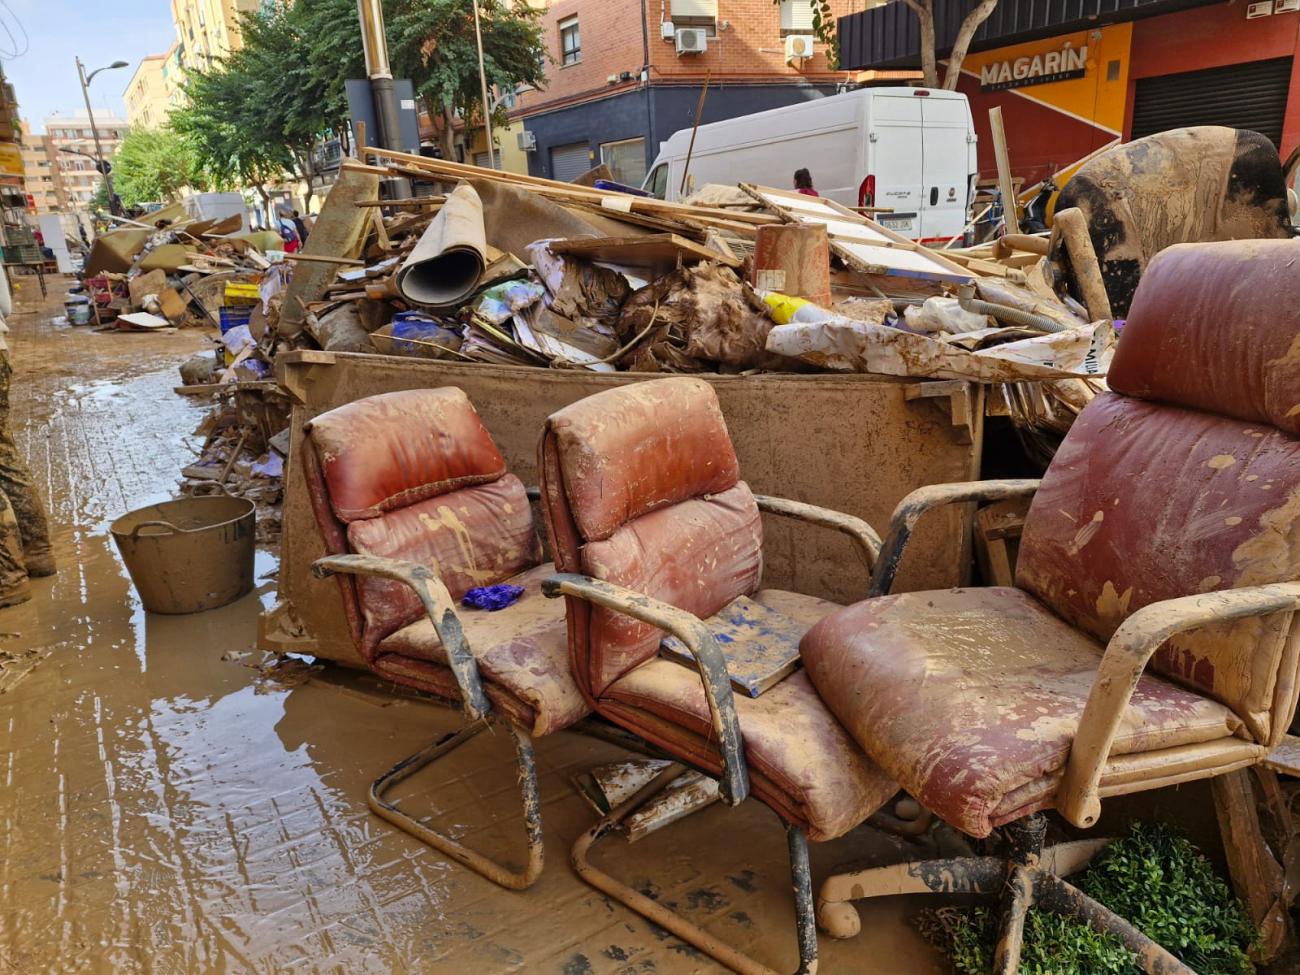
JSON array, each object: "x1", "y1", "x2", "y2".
[
  {"x1": 472, "y1": 0, "x2": 495, "y2": 169},
  {"x1": 76, "y1": 56, "x2": 117, "y2": 214},
  {"x1": 355, "y1": 0, "x2": 410, "y2": 194}
]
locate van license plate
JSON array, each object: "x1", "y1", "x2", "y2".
[{"x1": 880, "y1": 215, "x2": 912, "y2": 231}]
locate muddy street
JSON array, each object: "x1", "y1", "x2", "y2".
[{"x1": 0, "y1": 276, "x2": 946, "y2": 974}]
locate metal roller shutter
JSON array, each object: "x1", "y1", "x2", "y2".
[
  {"x1": 1131, "y1": 57, "x2": 1292, "y2": 148},
  {"x1": 550, "y1": 142, "x2": 591, "y2": 182}
]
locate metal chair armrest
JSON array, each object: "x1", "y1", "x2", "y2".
[
  {"x1": 1059, "y1": 581, "x2": 1300, "y2": 828},
  {"x1": 541, "y1": 572, "x2": 750, "y2": 806},
  {"x1": 754, "y1": 494, "x2": 883, "y2": 578},
  {"x1": 870, "y1": 479, "x2": 1042, "y2": 597},
  {"x1": 312, "y1": 553, "x2": 491, "y2": 723}
]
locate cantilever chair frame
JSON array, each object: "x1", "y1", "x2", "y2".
[
  {"x1": 312, "y1": 553, "x2": 548, "y2": 890},
  {"x1": 814, "y1": 479, "x2": 1300, "y2": 975},
  {"x1": 543, "y1": 493, "x2": 884, "y2": 975}
]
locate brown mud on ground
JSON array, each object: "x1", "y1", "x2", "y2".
[{"x1": 0, "y1": 276, "x2": 1219, "y2": 974}]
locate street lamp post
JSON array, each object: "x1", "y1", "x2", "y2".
[
  {"x1": 472, "y1": 0, "x2": 495, "y2": 170},
  {"x1": 74, "y1": 56, "x2": 128, "y2": 213}
]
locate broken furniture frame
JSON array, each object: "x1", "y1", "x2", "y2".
[
  {"x1": 542, "y1": 492, "x2": 884, "y2": 975},
  {"x1": 813, "y1": 479, "x2": 1300, "y2": 972},
  {"x1": 311, "y1": 553, "x2": 546, "y2": 889}
]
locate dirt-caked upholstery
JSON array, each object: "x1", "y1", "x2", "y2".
[
  {"x1": 803, "y1": 239, "x2": 1300, "y2": 839},
  {"x1": 539, "y1": 377, "x2": 896, "y2": 842},
  {"x1": 303, "y1": 387, "x2": 585, "y2": 737}
]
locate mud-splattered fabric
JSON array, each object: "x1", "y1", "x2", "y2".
[
  {"x1": 545, "y1": 376, "x2": 740, "y2": 542},
  {"x1": 307, "y1": 387, "x2": 506, "y2": 521},
  {"x1": 1109, "y1": 239, "x2": 1300, "y2": 436},
  {"x1": 0, "y1": 352, "x2": 52, "y2": 574},
  {"x1": 1017, "y1": 393, "x2": 1300, "y2": 742},
  {"x1": 581, "y1": 483, "x2": 763, "y2": 694},
  {"x1": 378, "y1": 565, "x2": 586, "y2": 737},
  {"x1": 0, "y1": 484, "x2": 30, "y2": 605},
  {"x1": 801, "y1": 587, "x2": 1244, "y2": 838},
  {"x1": 348, "y1": 475, "x2": 541, "y2": 655}
]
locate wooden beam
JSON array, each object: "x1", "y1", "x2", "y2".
[{"x1": 989, "y1": 107, "x2": 1020, "y2": 236}]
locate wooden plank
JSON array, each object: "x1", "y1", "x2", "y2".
[
  {"x1": 740, "y1": 183, "x2": 974, "y2": 286},
  {"x1": 548, "y1": 233, "x2": 741, "y2": 269},
  {"x1": 990, "y1": 107, "x2": 1020, "y2": 235},
  {"x1": 1211, "y1": 769, "x2": 1290, "y2": 962}
]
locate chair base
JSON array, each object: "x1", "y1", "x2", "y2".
[
  {"x1": 369, "y1": 720, "x2": 545, "y2": 890},
  {"x1": 816, "y1": 816, "x2": 1196, "y2": 975},
  {"x1": 570, "y1": 764, "x2": 818, "y2": 975}
]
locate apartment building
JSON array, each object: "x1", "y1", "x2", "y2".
[
  {"x1": 40, "y1": 113, "x2": 128, "y2": 210},
  {"x1": 124, "y1": 45, "x2": 186, "y2": 129},
  {"x1": 19, "y1": 122, "x2": 61, "y2": 215},
  {"x1": 514, "y1": 0, "x2": 869, "y2": 185},
  {"x1": 171, "y1": 0, "x2": 261, "y2": 73}
]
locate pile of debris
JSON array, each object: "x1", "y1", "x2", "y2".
[{"x1": 260, "y1": 150, "x2": 1111, "y2": 388}]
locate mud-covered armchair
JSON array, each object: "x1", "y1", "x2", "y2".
[
  {"x1": 302, "y1": 387, "x2": 588, "y2": 889},
  {"x1": 800, "y1": 238, "x2": 1300, "y2": 974},
  {"x1": 538, "y1": 376, "x2": 899, "y2": 974}
]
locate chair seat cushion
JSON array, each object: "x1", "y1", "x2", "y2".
[
  {"x1": 601, "y1": 589, "x2": 898, "y2": 841},
  {"x1": 376, "y1": 564, "x2": 587, "y2": 737},
  {"x1": 801, "y1": 587, "x2": 1246, "y2": 838}
]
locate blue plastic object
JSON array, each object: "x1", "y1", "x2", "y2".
[{"x1": 462, "y1": 584, "x2": 525, "y2": 612}]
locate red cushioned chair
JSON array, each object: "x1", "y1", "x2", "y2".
[
  {"x1": 302, "y1": 387, "x2": 588, "y2": 889},
  {"x1": 537, "y1": 376, "x2": 901, "y2": 975},
  {"x1": 800, "y1": 239, "x2": 1300, "y2": 974}
]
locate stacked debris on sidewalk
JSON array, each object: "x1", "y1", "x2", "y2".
[{"x1": 154, "y1": 124, "x2": 1298, "y2": 533}]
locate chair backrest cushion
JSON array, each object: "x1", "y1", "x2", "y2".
[
  {"x1": 540, "y1": 377, "x2": 763, "y2": 697},
  {"x1": 348, "y1": 474, "x2": 541, "y2": 655},
  {"x1": 306, "y1": 387, "x2": 506, "y2": 522},
  {"x1": 1017, "y1": 240, "x2": 1300, "y2": 743},
  {"x1": 304, "y1": 387, "x2": 538, "y2": 659}
]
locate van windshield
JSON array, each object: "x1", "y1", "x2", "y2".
[{"x1": 645, "y1": 164, "x2": 669, "y2": 200}]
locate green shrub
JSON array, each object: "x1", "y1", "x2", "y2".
[{"x1": 920, "y1": 822, "x2": 1256, "y2": 975}]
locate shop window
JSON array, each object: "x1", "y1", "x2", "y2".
[
  {"x1": 779, "y1": 0, "x2": 814, "y2": 35},
  {"x1": 559, "y1": 16, "x2": 580, "y2": 65},
  {"x1": 600, "y1": 138, "x2": 647, "y2": 188}
]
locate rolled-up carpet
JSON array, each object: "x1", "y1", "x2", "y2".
[{"x1": 395, "y1": 182, "x2": 487, "y2": 308}]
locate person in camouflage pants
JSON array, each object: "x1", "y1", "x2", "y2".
[{"x1": 0, "y1": 270, "x2": 55, "y2": 606}]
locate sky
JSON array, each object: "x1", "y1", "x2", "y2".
[{"x1": 0, "y1": 0, "x2": 177, "y2": 133}]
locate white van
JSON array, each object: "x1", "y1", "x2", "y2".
[{"x1": 641, "y1": 87, "x2": 978, "y2": 243}]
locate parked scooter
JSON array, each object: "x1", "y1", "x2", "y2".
[{"x1": 1020, "y1": 177, "x2": 1057, "y2": 233}]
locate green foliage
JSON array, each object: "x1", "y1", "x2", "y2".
[
  {"x1": 110, "y1": 126, "x2": 205, "y2": 207},
  {"x1": 1078, "y1": 823, "x2": 1256, "y2": 975},
  {"x1": 387, "y1": 0, "x2": 549, "y2": 137},
  {"x1": 922, "y1": 823, "x2": 1257, "y2": 975},
  {"x1": 174, "y1": 0, "x2": 549, "y2": 188}
]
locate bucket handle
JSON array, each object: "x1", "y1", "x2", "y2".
[{"x1": 129, "y1": 519, "x2": 184, "y2": 539}]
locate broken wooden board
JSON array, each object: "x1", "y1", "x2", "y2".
[
  {"x1": 158, "y1": 287, "x2": 188, "y2": 324},
  {"x1": 128, "y1": 268, "x2": 168, "y2": 308},
  {"x1": 741, "y1": 183, "x2": 974, "y2": 286},
  {"x1": 548, "y1": 232, "x2": 741, "y2": 271}
]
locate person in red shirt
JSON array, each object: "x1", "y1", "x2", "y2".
[{"x1": 794, "y1": 168, "x2": 818, "y2": 197}]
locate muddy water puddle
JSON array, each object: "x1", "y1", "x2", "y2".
[{"x1": 1, "y1": 279, "x2": 952, "y2": 973}]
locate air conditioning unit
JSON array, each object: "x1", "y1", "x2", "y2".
[
  {"x1": 784, "y1": 34, "x2": 815, "y2": 62},
  {"x1": 517, "y1": 129, "x2": 537, "y2": 151},
  {"x1": 675, "y1": 28, "x2": 707, "y2": 55}
]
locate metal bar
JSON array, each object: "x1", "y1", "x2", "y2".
[{"x1": 369, "y1": 721, "x2": 546, "y2": 889}]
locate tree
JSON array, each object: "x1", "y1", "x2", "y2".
[
  {"x1": 904, "y1": 0, "x2": 1000, "y2": 89},
  {"x1": 110, "y1": 126, "x2": 205, "y2": 207},
  {"x1": 386, "y1": 0, "x2": 549, "y2": 160},
  {"x1": 772, "y1": 0, "x2": 998, "y2": 88},
  {"x1": 173, "y1": 64, "x2": 293, "y2": 220}
]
